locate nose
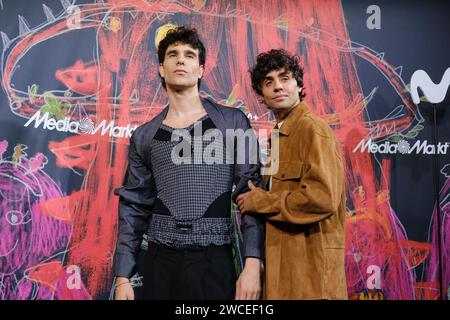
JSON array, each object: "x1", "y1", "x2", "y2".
[
  {"x1": 273, "y1": 79, "x2": 283, "y2": 91},
  {"x1": 176, "y1": 56, "x2": 185, "y2": 65}
]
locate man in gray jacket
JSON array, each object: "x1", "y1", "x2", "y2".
[{"x1": 113, "y1": 26, "x2": 264, "y2": 300}]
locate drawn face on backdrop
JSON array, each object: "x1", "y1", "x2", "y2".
[{"x1": 0, "y1": 166, "x2": 36, "y2": 274}]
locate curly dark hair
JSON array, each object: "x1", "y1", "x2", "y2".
[
  {"x1": 157, "y1": 26, "x2": 206, "y2": 89},
  {"x1": 250, "y1": 49, "x2": 305, "y2": 100}
]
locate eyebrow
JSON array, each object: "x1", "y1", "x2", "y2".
[
  {"x1": 184, "y1": 49, "x2": 198, "y2": 56},
  {"x1": 277, "y1": 71, "x2": 291, "y2": 78},
  {"x1": 264, "y1": 71, "x2": 291, "y2": 81},
  {"x1": 166, "y1": 48, "x2": 198, "y2": 56},
  {"x1": 166, "y1": 49, "x2": 178, "y2": 56}
]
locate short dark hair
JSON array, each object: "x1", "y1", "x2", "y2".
[
  {"x1": 250, "y1": 49, "x2": 305, "y2": 100},
  {"x1": 157, "y1": 26, "x2": 206, "y2": 89}
]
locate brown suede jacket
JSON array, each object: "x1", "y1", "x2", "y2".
[{"x1": 244, "y1": 101, "x2": 348, "y2": 299}]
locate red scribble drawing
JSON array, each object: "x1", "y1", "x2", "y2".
[{"x1": 0, "y1": 0, "x2": 443, "y2": 299}]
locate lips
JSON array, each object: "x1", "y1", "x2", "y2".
[
  {"x1": 273, "y1": 95, "x2": 288, "y2": 101},
  {"x1": 174, "y1": 69, "x2": 187, "y2": 74}
]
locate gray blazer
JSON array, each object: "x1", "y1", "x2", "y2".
[{"x1": 113, "y1": 96, "x2": 265, "y2": 278}]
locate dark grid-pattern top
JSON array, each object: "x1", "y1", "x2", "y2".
[{"x1": 147, "y1": 115, "x2": 234, "y2": 247}]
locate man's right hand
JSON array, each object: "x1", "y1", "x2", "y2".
[{"x1": 114, "y1": 277, "x2": 135, "y2": 300}]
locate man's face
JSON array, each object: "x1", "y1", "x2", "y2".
[
  {"x1": 159, "y1": 42, "x2": 204, "y2": 91},
  {"x1": 261, "y1": 68, "x2": 302, "y2": 111}
]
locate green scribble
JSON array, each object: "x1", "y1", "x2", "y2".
[
  {"x1": 225, "y1": 94, "x2": 234, "y2": 105},
  {"x1": 29, "y1": 84, "x2": 39, "y2": 103},
  {"x1": 405, "y1": 124, "x2": 424, "y2": 139},
  {"x1": 238, "y1": 105, "x2": 249, "y2": 114},
  {"x1": 404, "y1": 130, "x2": 418, "y2": 139},
  {"x1": 231, "y1": 202, "x2": 243, "y2": 276},
  {"x1": 389, "y1": 135, "x2": 402, "y2": 143},
  {"x1": 278, "y1": 19, "x2": 288, "y2": 30},
  {"x1": 41, "y1": 91, "x2": 66, "y2": 120},
  {"x1": 12, "y1": 144, "x2": 27, "y2": 165},
  {"x1": 390, "y1": 124, "x2": 424, "y2": 142}
]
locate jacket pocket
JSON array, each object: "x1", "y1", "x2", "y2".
[
  {"x1": 272, "y1": 160, "x2": 303, "y2": 181},
  {"x1": 271, "y1": 161, "x2": 303, "y2": 191}
]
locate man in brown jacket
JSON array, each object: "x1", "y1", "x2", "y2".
[{"x1": 237, "y1": 49, "x2": 348, "y2": 299}]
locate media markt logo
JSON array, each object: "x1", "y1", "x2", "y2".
[
  {"x1": 353, "y1": 139, "x2": 449, "y2": 155},
  {"x1": 78, "y1": 117, "x2": 95, "y2": 134},
  {"x1": 23, "y1": 111, "x2": 137, "y2": 138},
  {"x1": 397, "y1": 140, "x2": 410, "y2": 154}
]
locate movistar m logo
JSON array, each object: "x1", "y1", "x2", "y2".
[
  {"x1": 24, "y1": 111, "x2": 137, "y2": 138},
  {"x1": 353, "y1": 139, "x2": 449, "y2": 155},
  {"x1": 410, "y1": 68, "x2": 450, "y2": 104}
]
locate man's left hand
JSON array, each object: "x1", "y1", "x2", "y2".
[{"x1": 235, "y1": 257, "x2": 262, "y2": 300}]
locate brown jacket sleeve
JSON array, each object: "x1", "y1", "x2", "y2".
[{"x1": 244, "y1": 123, "x2": 344, "y2": 225}]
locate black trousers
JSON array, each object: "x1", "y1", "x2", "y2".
[{"x1": 143, "y1": 242, "x2": 237, "y2": 300}]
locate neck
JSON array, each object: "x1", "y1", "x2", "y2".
[{"x1": 166, "y1": 85, "x2": 204, "y2": 117}]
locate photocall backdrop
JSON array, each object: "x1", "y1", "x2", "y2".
[{"x1": 0, "y1": 0, "x2": 449, "y2": 300}]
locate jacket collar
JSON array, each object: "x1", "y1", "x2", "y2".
[
  {"x1": 144, "y1": 96, "x2": 226, "y2": 144},
  {"x1": 153, "y1": 96, "x2": 225, "y2": 129},
  {"x1": 278, "y1": 101, "x2": 311, "y2": 136},
  {"x1": 200, "y1": 96, "x2": 227, "y2": 134}
]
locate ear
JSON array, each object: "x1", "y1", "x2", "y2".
[
  {"x1": 198, "y1": 64, "x2": 205, "y2": 79},
  {"x1": 159, "y1": 63, "x2": 165, "y2": 79}
]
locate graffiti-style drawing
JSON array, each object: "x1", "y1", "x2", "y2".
[
  {"x1": 421, "y1": 165, "x2": 450, "y2": 299},
  {"x1": 0, "y1": 0, "x2": 447, "y2": 299},
  {"x1": 0, "y1": 140, "x2": 90, "y2": 299}
]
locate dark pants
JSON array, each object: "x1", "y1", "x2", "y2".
[{"x1": 143, "y1": 242, "x2": 237, "y2": 300}]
